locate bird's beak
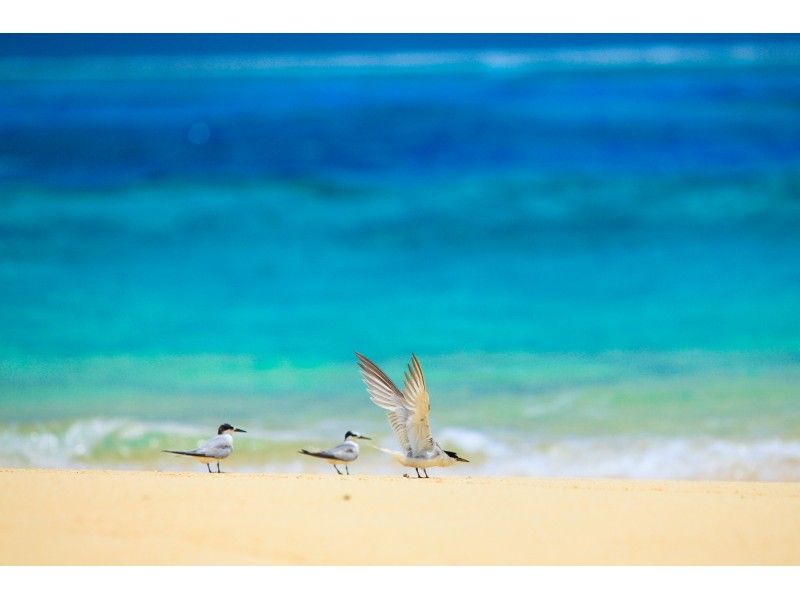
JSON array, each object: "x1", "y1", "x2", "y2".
[
  {"x1": 456, "y1": 455, "x2": 469, "y2": 462},
  {"x1": 358, "y1": 435, "x2": 371, "y2": 440},
  {"x1": 234, "y1": 428, "x2": 247, "y2": 433}
]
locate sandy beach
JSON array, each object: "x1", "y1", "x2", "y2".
[{"x1": 1, "y1": 468, "x2": 798, "y2": 564}]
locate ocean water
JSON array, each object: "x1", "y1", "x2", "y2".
[{"x1": 1, "y1": 35, "x2": 799, "y2": 479}]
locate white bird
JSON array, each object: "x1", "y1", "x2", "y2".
[
  {"x1": 163, "y1": 423, "x2": 246, "y2": 473},
  {"x1": 356, "y1": 353, "x2": 468, "y2": 478},
  {"x1": 299, "y1": 431, "x2": 371, "y2": 475}
]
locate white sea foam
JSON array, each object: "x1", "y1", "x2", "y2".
[
  {"x1": 437, "y1": 427, "x2": 513, "y2": 458},
  {"x1": 1, "y1": 43, "x2": 798, "y2": 81},
  {"x1": 454, "y1": 435, "x2": 800, "y2": 481},
  {"x1": 0, "y1": 418, "x2": 347, "y2": 468},
  {"x1": 0, "y1": 419, "x2": 127, "y2": 468},
  {"x1": 3, "y1": 419, "x2": 800, "y2": 480}
]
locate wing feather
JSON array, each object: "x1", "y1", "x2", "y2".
[
  {"x1": 301, "y1": 443, "x2": 358, "y2": 462},
  {"x1": 387, "y1": 411, "x2": 411, "y2": 456},
  {"x1": 356, "y1": 352, "x2": 404, "y2": 409},
  {"x1": 195, "y1": 435, "x2": 233, "y2": 459},
  {"x1": 356, "y1": 352, "x2": 412, "y2": 455},
  {"x1": 402, "y1": 354, "x2": 434, "y2": 453}
]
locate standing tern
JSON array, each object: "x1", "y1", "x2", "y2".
[
  {"x1": 299, "y1": 431, "x2": 371, "y2": 475},
  {"x1": 356, "y1": 352, "x2": 468, "y2": 478},
  {"x1": 163, "y1": 423, "x2": 246, "y2": 473}
]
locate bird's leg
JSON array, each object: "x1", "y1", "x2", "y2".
[
  {"x1": 217, "y1": 462, "x2": 221, "y2": 474},
  {"x1": 415, "y1": 468, "x2": 422, "y2": 478},
  {"x1": 333, "y1": 464, "x2": 342, "y2": 475},
  {"x1": 345, "y1": 465, "x2": 350, "y2": 475},
  {"x1": 207, "y1": 463, "x2": 212, "y2": 473},
  {"x1": 423, "y1": 469, "x2": 429, "y2": 478}
]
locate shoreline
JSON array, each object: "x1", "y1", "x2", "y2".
[{"x1": 2, "y1": 468, "x2": 799, "y2": 564}]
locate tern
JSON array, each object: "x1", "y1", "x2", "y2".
[
  {"x1": 299, "y1": 431, "x2": 371, "y2": 475},
  {"x1": 356, "y1": 352, "x2": 468, "y2": 478},
  {"x1": 163, "y1": 423, "x2": 246, "y2": 473}
]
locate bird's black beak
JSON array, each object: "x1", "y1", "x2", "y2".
[
  {"x1": 456, "y1": 455, "x2": 469, "y2": 462},
  {"x1": 359, "y1": 435, "x2": 371, "y2": 440},
  {"x1": 235, "y1": 428, "x2": 247, "y2": 433}
]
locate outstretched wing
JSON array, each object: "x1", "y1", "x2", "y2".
[
  {"x1": 402, "y1": 354, "x2": 434, "y2": 454},
  {"x1": 356, "y1": 352, "x2": 412, "y2": 455}
]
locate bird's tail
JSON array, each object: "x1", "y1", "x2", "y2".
[
  {"x1": 368, "y1": 445, "x2": 406, "y2": 463},
  {"x1": 162, "y1": 450, "x2": 198, "y2": 457},
  {"x1": 298, "y1": 449, "x2": 327, "y2": 459}
]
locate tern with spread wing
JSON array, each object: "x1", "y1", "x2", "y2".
[
  {"x1": 299, "y1": 431, "x2": 371, "y2": 475},
  {"x1": 163, "y1": 423, "x2": 246, "y2": 473},
  {"x1": 356, "y1": 352, "x2": 468, "y2": 478}
]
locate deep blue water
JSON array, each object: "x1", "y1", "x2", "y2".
[{"x1": 1, "y1": 35, "x2": 799, "y2": 478}]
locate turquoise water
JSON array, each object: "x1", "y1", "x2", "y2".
[{"x1": 1, "y1": 35, "x2": 800, "y2": 479}]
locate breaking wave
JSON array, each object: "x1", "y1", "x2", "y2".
[
  {"x1": 1, "y1": 42, "x2": 799, "y2": 80},
  {"x1": 3, "y1": 419, "x2": 800, "y2": 481}
]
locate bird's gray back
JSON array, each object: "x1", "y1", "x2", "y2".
[
  {"x1": 323, "y1": 442, "x2": 359, "y2": 462},
  {"x1": 196, "y1": 434, "x2": 234, "y2": 459}
]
